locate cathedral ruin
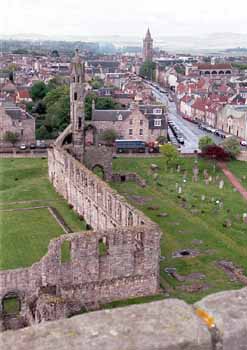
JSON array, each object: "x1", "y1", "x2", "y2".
[{"x1": 0, "y1": 51, "x2": 161, "y2": 331}]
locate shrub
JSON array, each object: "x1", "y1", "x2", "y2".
[
  {"x1": 222, "y1": 137, "x2": 240, "y2": 159},
  {"x1": 200, "y1": 145, "x2": 230, "y2": 161},
  {"x1": 199, "y1": 136, "x2": 215, "y2": 151}
]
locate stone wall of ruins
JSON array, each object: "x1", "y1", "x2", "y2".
[{"x1": 0, "y1": 145, "x2": 161, "y2": 330}]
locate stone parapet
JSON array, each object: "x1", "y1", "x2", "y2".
[{"x1": 3, "y1": 288, "x2": 247, "y2": 350}]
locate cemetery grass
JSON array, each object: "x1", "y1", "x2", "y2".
[
  {"x1": 228, "y1": 160, "x2": 247, "y2": 190},
  {"x1": 0, "y1": 158, "x2": 86, "y2": 270},
  {"x1": 112, "y1": 157, "x2": 247, "y2": 304}
]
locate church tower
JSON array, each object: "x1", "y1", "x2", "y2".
[
  {"x1": 143, "y1": 28, "x2": 153, "y2": 62},
  {"x1": 70, "y1": 49, "x2": 87, "y2": 162}
]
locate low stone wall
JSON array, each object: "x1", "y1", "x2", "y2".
[
  {"x1": 112, "y1": 172, "x2": 147, "y2": 187},
  {"x1": 2, "y1": 287, "x2": 247, "y2": 350}
]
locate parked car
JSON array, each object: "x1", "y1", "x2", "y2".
[
  {"x1": 177, "y1": 136, "x2": 185, "y2": 144},
  {"x1": 19, "y1": 144, "x2": 27, "y2": 150},
  {"x1": 29, "y1": 143, "x2": 36, "y2": 149},
  {"x1": 39, "y1": 142, "x2": 48, "y2": 149},
  {"x1": 214, "y1": 130, "x2": 226, "y2": 138},
  {"x1": 240, "y1": 140, "x2": 247, "y2": 147}
]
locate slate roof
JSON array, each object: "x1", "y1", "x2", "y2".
[
  {"x1": 92, "y1": 110, "x2": 131, "y2": 122},
  {"x1": 2, "y1": 103, "x2": 32, "y2": 120}
]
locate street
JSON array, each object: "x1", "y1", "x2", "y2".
[{"x1": 149, "y1": 84, "x2": 226, "y2": 153}]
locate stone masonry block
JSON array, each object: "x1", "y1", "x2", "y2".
[
  {"x1": 195, "y1": 287, "x2": 247, "y2": 350},
  {"x1": 1, "y1": 299, "x2": 212, "y2": 350}
]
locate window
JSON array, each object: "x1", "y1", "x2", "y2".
[
  {"x1": 74, "y1": 92, "x2": 77, "y2": 101},
  {"x1": 61, "y1": 240, "x2": 71, "y2": 263},
  {"x1": 20, "y1": 129, "x2": 24, "y2": 136},
  {"x1": 140, "y1": 120, "x2": 143, "y2": 126},
  {"x1": 77, "y1": 76, "x2": 80, "y2": 83},
  {"x1": 128, "y1": 211, "x2": 134, "y2": 226},
  {"x1": 118, "y1": 114, "x2": 123, "y2": 121},
  {"x1": 129, "y1": 129, "x2": 133, "y2": 135},
  {"x1": 154, "y1": 119, "x2": 162, "y2": 127},
  {"x1": 153, "y1": 108, "x2": 162, "y2": 115},
  {"x1": 78, "y1": 117, "x2": 82, "y2": 129},
  {"x1": 139, "y1": 129, "x2": 143, "y2": 136},
  {"x1": 99, "y1": 237, "x2": 108, "y2": 256},
  {"x1": 129, "y1": 119, "x2": 133, "y2": 125}
]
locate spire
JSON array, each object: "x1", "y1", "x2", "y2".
[{"x1": 145, "y1": 28, "x2": 152, "y2": 40}]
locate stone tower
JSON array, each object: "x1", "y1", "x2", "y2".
[
  {"x1": 70, "y1": 49, "x2": 87, "y2": 162},
  {"x1": 143, "y1": 28, "x2": 153, "y2": 62}
]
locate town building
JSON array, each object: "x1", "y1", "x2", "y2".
[
  {"x1": 188, "y1": 63, "x2": 233, "y2": 78},
  {"x1": 0, "y1": 103, "x2": 35, "y2": 146},
  {"x1": 217, "y1": 105, "x2": 247, "y2": 140},
  {"x1": 91, "y1": 102, "x2": 167, "y2": 144}
]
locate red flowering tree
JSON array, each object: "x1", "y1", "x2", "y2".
[{"x1": 200, "y1": 145, "x2": 230, "y2": 161}]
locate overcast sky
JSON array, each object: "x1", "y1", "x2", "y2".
[{"x1": 1, "y1": 0, "x2": 247, "y2": 38}]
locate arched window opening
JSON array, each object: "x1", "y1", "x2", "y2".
[
  {"x1": 99, "y1": 237, "x2": 109, "y2": 256},
  {"x1": 74, "y1": 92, "x2": 78, "y2": 101},
  {"x1": 117, "y1": 203, "x2": 122, "y2": 224},
  {"x1": 61, "y1": 240, "x2": 71, "y2": 263},
  {"x1": 108, "y1": 195, "x2": 112, "y2": 214},
  {"x1": 2, "y1": 293, "x2": 21, "y2": 315},
  {"x1": 78, "y1": 117, "x2": 82, "y2": 129},
  {"x1": 128, "y1": 211, "x2": 134, "y2": 226},
  {"x1": 92, "y1": 165, "x2": 105, "y2": 180}
]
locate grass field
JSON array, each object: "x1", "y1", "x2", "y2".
[
  {"x1": 111, "y1": 157, "x2": 247, "y2": 303},
  {"x1": 1, "y1": 157, "x2": 247, "y2": 305},
  {"x1": 0, "y1": 158, "x2": 86, "y2": 270},
  {"x1": 228, "y1": 160, "x2": 247, "y2": 190}
]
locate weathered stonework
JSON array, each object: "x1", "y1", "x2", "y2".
[
  {"x1": 0, "y1": 144, "x2": 161, "y2": 331},
  {"x1": 0, "y1": 51, "x2": 161, "y2": 332}
]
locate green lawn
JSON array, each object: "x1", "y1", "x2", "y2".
[
  {"x1": 1, "y1": 157, "x2": 247, "y2": 305},
  {"x1": 111, "y1": 157, "x2": 247, "y2": 303},
  {"x1": 0, "y1": 158, "x2": 86, "y2": 270},
  {"x1": 228, "y1": 160, "x2": 247, "y2": 190}
]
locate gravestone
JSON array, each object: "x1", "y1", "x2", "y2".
[
  {"x1": 243, "y1": 213, "x2": 247, "y2": 224},
  {"x1": 192, "y1": 166, "x2": 199, "y2": 183},
  {"x1": 219, "y1": 179, "x2": 224, "y2": 190},
  {"x1": 150, "y1": 164, "x2": 159, "y2": 171}
]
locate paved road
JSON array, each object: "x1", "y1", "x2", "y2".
[{"x1": 149, "y1": 84, "x2": 224, "y2": 153}]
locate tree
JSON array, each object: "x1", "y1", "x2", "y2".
[
  {"x1": 4, "y1": 131, "x2": 19, "y2": 146},
  {"x1": 96, "y1": 97, "x2": 120, "y2": 110},
  {"x1": 51, "y1": 50, "x2": 59, "y2": 58},
  {"x1": 90, "y1": 78, "x2": 104, "y2": 90},
  {"x1": 160, "y1": 143, "x2": 180, "y2": 168},
  {"x1": 101, "y1": 129, "x2": 118, "y2": 146},
  {"x1": 156, "y1": 135, "x2": 167, "y2": 145},
  {"x1": 43, "y1": 85, "x2": 70, "y2": 133},
  {"x1": 222, "y1": 137, "x2": 240, "y2": 159},
  {"x1": 139, "y1": 60, "x2": 156, "y2": 80},
  {"x1": 85, "y1": 93, "x2": 121, "y2": 120},
  {"x1": 200, "y1": 145, "x2": 230, "y2": 161},
  {"x1": 199, "y1": 136, "x2": 215, "y2": 151},
  {"x1": 30, "y1": 81, "x2": 48, "y2": 101}
]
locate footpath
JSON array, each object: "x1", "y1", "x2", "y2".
[{"x1": 218, "y1": 161, "x2": 247, "y2": 201}]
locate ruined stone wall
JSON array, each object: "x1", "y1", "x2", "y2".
[
  {"x1": 0, "y1": 145, "x2": 161, "y2": 330},
  {"x1": 48, "y1": 146, "x2": 153, "y2": 230}
]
